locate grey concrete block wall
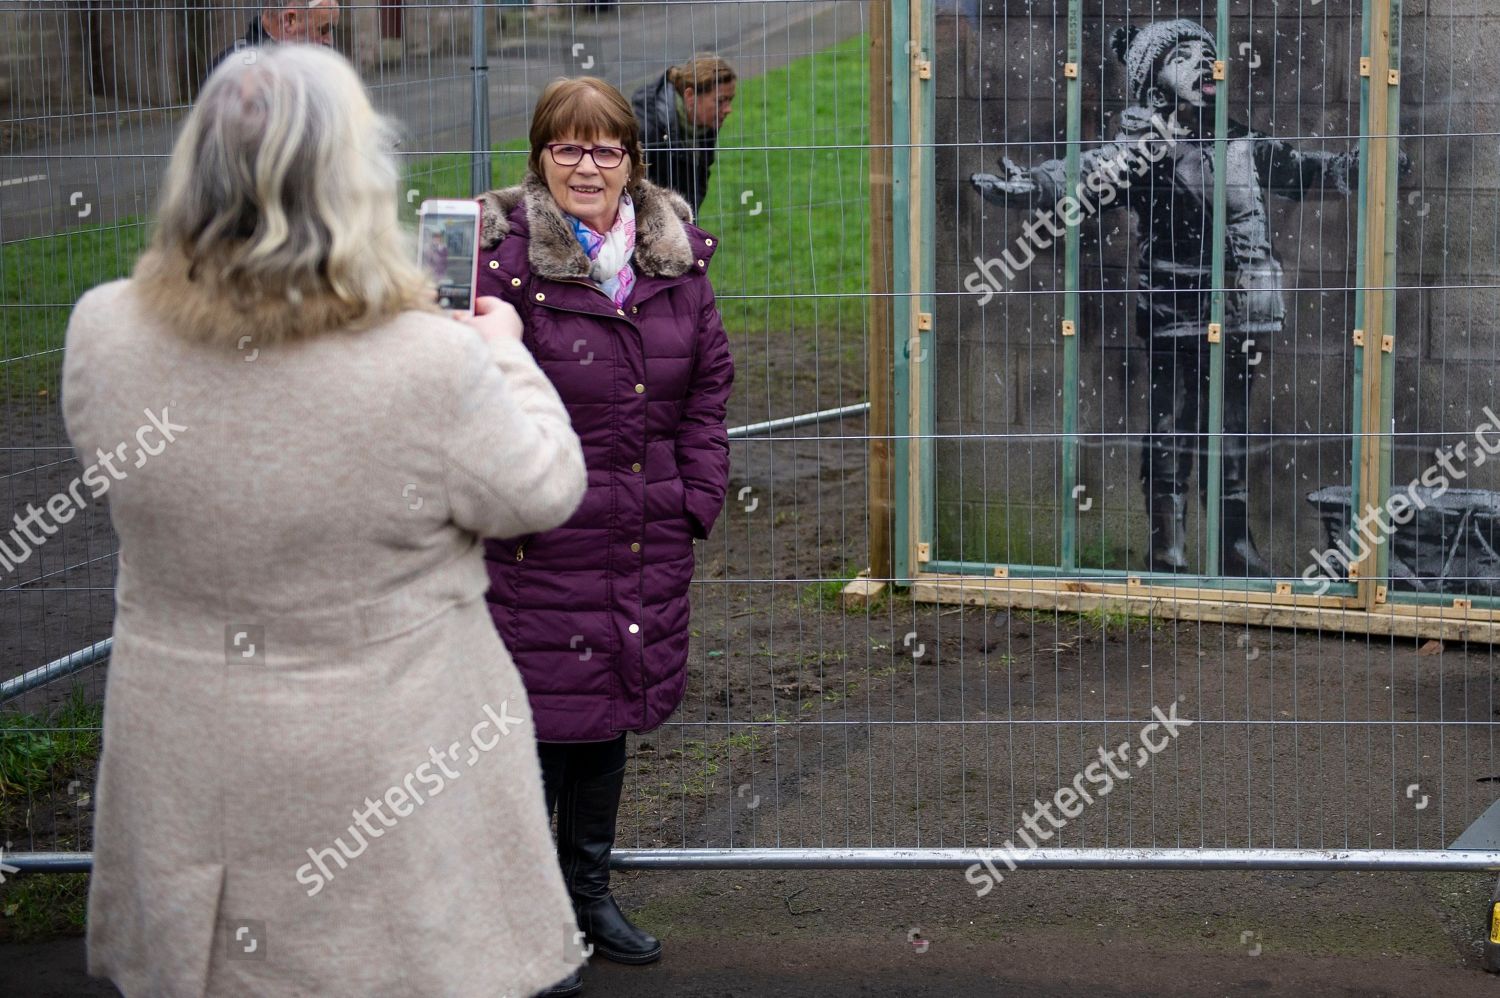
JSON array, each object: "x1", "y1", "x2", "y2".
[{"x1": 929, "y1": 5, "x2": 1498, "y2": 578}]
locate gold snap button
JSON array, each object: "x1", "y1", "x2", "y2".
[
  {"x1": 616, "y1": 308, "x2": 625, "y2": 316},
  {"x1": 634, "y1": 383, "x2": 645, "y2": 394},
  {"x1": 534, "y1": 292, "x2": 545, "y2": 302},
  {"x1": 630, "y1": 306, "x2": 638, "y2": 313},
  {"x1": 631, "y1": 462, "x2": 641, "y2": 472},
  {"x1": 488, "y1": 260, "x2": 499, "y2": 270},
  {"x1": 510, "y1": 276, "x2": 521, "y2": 286},
  {"x1": 705, "y1": 238, "x2": 714, "y2": 246},
  {"x1": 628, "y1": 623, "x2": 640, "y2": 635},
  {"x1": 697, "y1": 259, "x2": 705, "y2": 268},
  {"x1": 631, "y1": 542, "x2": 641, "y2": 553}
]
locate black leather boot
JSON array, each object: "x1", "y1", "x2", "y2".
[
  {"x1": 1149, "y1": 493, "x2": 1190, "y2": 573},
  {"x1": 1221, "y1": 497, "x2": 1273, "y2": 577},
  {"x1": 560, "y1": 763, "x2": 663, "y2": 965}
]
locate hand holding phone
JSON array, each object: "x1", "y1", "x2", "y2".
[
  {"x1": 461, "y1": 296, "x2": 523, "y2": 345},
  {"x1": 417, "y1": 199, "x2": 481, "y2": 316}
]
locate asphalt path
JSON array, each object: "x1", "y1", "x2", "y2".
[{"x1": 0, "y1": 1, "x2": 863, "y2": 244}]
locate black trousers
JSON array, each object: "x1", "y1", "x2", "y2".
[
  {"x1": 1137, "y1": 299, "x2": 1261, "y2": 507},
  {"x1": 537, "y1": 735, "x2": 626, "y2": 821}
]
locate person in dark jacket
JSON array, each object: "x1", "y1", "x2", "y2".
[
  {"x1": 208, "y1": 1, "x2": 339, "y2": 75},
  {"x1": 629, "y1": 55, "x2": 737, "y2": 215},
  {"x1": 477, "y1": 76, "x2": 733, "y2": 997}
]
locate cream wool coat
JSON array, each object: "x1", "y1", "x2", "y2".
[{"x1": 63, "y1": 274, "x2": 588, "y2": 998}]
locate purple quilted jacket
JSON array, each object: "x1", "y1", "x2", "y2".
[{"x1": 475, "y1": 176, "x2": 733, "y2": 742}]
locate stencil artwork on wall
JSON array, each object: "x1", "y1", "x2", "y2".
[{"x1": 969, "y1": 18, "x2": 1401, "y2": 578}]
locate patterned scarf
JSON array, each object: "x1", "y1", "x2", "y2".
[{"x1": 568, "y1": 192, "x2": 637, "y2": 306}]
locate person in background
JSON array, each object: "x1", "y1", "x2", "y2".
[
  {"x1": 210, "y1": 0, "x2": 340, "y2": 72},
  {"x1": 477, "y1": 76, "x2": 733, "y2": 996},
  {"x1": 423, "y1": 229, "x2": 450, "y2": 281},
  {"x1": 65, "y1": 45, "x2": 586, "y2": 997},
  {"x1": 629, "y1": 54, "x2": 737, "y2": 215}
]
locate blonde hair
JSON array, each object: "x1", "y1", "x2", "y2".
[
  {"x1": 137, "y1": 44, "x2": 432, "y2": 344},
  {"x1": 667, "y1": 54, "x2": 736, "y2": 95}
]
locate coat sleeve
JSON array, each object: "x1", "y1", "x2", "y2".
[
  {"x1": 1254, "y1": 137, "x2": 1357, "y2": 199},
  {"x1": 441, "y1": 331, "x2": 587, "y2": 540},
  {"x1": 675, "y1": 284, "x2": 734, "y2": 540}
]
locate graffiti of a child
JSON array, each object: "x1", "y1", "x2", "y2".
[{"x1": 971, "y1": 19, "x2": 1394, "y2": 577}]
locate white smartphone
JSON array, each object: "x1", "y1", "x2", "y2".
[{"x1": 416, "y1": 198, "x2": 481, "y2": 316}]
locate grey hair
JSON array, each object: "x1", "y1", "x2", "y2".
[{"x1": 144, "y1": 43, "x2": 429, "y2": 336}]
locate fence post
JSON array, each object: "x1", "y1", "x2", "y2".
[
  {"x1": 1351, "y1": 0, "x2": 1399, "y2": 609},
  {"x1": 469, "y1": 0, "x2": 491, "y2": 196},
  {"x1": 867, "y1": 0, "x2": 893, "y2": 589}
]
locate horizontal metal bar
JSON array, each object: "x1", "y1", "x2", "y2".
[
  {"x1": 612, "y1": 848, "x2": 1500, "y2": 871},
  {"x1": 0, "y1": 638, "x2": 112, "y2": 705},
  {"x1": 5, "y1": 852, "x2": 94, "y2": 874},
  {"x1": 12, "y1": 847, "x2": 1500, "y2": 876},
  {"x1": 725, "y1": 402, "x2": 869, "y2": 439}
]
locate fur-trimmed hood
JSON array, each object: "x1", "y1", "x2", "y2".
[{"x1": 478, "y1": 174, "x2": 700, "y2": 281}]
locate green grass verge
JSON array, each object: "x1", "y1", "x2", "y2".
[
  {"x1": 0, "y1": 688, "x2": 101, "y2": 941},
  {"x1": 0, "y1": 687, "x2": 103, "y2": 802},
  {"x1": 0, "y1": 224, "x2": 149, "y2": 402},
  {"x1": 0, "y1": 873, "x2": 90, "y2": 941},
  {"x1": 0, "y1": 35, "x2": 870, "y2": 402}
]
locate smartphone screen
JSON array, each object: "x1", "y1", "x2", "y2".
[{"x1": 417, "y1": 205, "x2": 478, "y2": 313}]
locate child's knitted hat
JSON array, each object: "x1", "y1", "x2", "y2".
[{"x1": 1109, "y1": 20, "x2": 1217, "y2": 106}]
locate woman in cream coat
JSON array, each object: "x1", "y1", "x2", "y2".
[{"x1": 63, "y1": 46, "x2": 587, "y2": 997}]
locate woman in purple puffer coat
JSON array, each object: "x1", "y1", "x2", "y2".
[{"x1": 475, "y1": 77, "x2": 732, "y2": 997}]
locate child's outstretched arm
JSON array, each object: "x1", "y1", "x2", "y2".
[
  {"x1": 1257, "y1": 137, "x2": 1412, "y2": 200},
  {"x1": 971, "y1": 155, "x2": 1049, "y2": 202},
  {"x1": 972, "y1": 140, "x2": 1145, "y2": 210}
]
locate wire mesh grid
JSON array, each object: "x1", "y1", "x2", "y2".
[{"x1": 1, "y1": 0, "x2": 1499, "y2": 882}]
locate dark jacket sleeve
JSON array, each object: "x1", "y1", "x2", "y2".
[
  {"x1": 675, "y1": 281, "x2": 734, "y2": 539},
  {"x1": 1255, "y1": 136, "x2": 1357, "y2": 199}
]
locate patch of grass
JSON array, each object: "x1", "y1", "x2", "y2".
[
  {"x1": 0, "y1": 687, "x2": 102, "y2": 801},
  {"x1": 799, "y1": 565, "x2": 887, "y2": 615},
  {"x1": 798, "y1": 568, "x2": 860, "y2": 612},
  {"x1": 0, "y1": 872, "x2": 90, "y2": 941},
  {"x1": 1, "y1": 222, "x2": 149, "y2": 402},
  {"x1": 695, "y1": 35, "x2": 869, "y2": 336}
]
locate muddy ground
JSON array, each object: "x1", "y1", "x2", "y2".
[{"x1": 4, "y1": 323, "x2": 1500, "y2": 993}]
